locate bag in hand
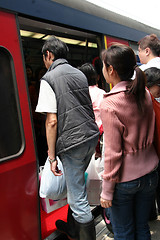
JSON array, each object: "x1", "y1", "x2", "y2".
[{"x1": 39, "y1": 157, "x2": 67, "y2": 200}]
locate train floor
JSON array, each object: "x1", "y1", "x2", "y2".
[{"x1": 44, "y1": 212, "x2": 160, "y2": 240}]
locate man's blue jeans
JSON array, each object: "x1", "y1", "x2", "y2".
[
  {"x1": 110, "y1": 170, "x2": 158, "y2": 240},
  {"x1": 59, "y1": 136, "x2": 98, "y2": 223}
]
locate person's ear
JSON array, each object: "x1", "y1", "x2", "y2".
[
  {"x1": 145, "y1": 47, "x2": 151, "y2": 56},
  {"x1": 48, "y1": 51, "x2": 55, "y2": 61},
  {"x1": 46, "y1": 50, "x2": 50, "y2": 59},
  {"x1": 108, "y1": 65, "x2": 114, "y2": 75},
  {"x1": 45, "y1": 50, "x2": 55, "y2": 62}
]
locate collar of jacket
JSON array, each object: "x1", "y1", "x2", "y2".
[
  {"x1": 48, "y1": 58, "x2": 68, "y2": 71},
  {"x1": 104, "y1": 81, "x2": 129, "y2": 98}
]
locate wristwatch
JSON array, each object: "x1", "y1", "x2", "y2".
[{"x1": 48, "y1": 157, "x2": 57, "y2": 164}]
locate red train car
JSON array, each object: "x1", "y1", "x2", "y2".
[
  {"x1": 0, "y1": 11, "x2": 41, "y2": 239},
  {"x1": 0, "y1": 1, "x2": 160, "y2": 239}
]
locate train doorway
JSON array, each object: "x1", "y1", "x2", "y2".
[{"x1": 18, "y1": 16, "x2": 101, "y2": 166}]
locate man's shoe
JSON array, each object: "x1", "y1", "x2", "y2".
[
  {"x1": 56, "y1": 207, "x2": 77, "y2": 240},
  {"x1": 56, "y1": 220, "x2": 77, "y2": 240}
]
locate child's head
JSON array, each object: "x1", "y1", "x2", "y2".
[
  {"x1": 79, "y1": 63, "x2": 98, "y2": 86},
  {"x1": 145, "y1": 67, "x2": 160, "y2": 98}
]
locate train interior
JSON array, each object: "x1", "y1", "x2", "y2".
[{"x1": 19, "y1": 16, "x2": 102, "y2": 167}]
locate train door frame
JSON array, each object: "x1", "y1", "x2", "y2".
[
  {"x1": 0, "y1": 10, "x2": 41, "y2": 239},
  {"x1": 17, "y1": 13, "x2": 103, "y2": 240}
]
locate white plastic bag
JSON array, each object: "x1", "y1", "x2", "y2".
[
  {"x1": 39, "y1": 157, "x2": 67, "y2": 200},
  {"x1": 86, "y1": 153, "x2": 104, "y2": 183},
  {"x1": 85, "y1": 154, "x2": 103, "y2": 205},
  {"x1": 86, "y1": 154, "x2": 101, "y2": 182}
]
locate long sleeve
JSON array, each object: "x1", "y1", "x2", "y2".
[
  {"x1": 100, "y1": 82, "x2": 159, "y2": 200},
  {"x1": 100, "y1": 106, "x2": 124, "y2": 200}
]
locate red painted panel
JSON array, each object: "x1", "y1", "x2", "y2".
[
  {"x1": 106, "y1": 35, "x2": 129, "y2": 48},
  {"x1": 0, "y1": 162, "x2": 40, "y2": 239},
  {"x1": 0, "y1": 10, "x2": 40, "y2": 239},
  {"x1": 0, "y1": 11, "x2": 35, "y2": 171}
]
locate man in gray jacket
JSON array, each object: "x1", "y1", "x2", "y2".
[{"x1": 36, "y1": 36, "x2": 99, "y2": 240}]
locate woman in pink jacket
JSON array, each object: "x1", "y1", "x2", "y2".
[{"x1": 100, "y1": 43, "x2": 159, "y2": 240}]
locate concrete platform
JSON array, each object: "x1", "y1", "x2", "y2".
[
  {"x1": 149, "y1": 215, "x2": 160, "y2": 240},
  {"x1": 96, "y1": 215, "x2": 160, "y2": 240}
]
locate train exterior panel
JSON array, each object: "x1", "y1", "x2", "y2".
[
  {"x1": 0, "y1": 11, "x2": 41, "y2": 239},
  {"x1": 0, "y1": 1, "x2": 160, "y2": 239},
  {"x1": 1, "y1": 0, "x2": 160, "y2": 41}
]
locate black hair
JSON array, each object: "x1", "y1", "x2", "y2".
[
  {"x1": 101, "y1": 43, "x2": 146, "y2": 112},
  {"x1": 42, "y1": 36, "x2": 69, "y2": 60},
  {"x1": 144, "y1": 67, "x2": 160, "y2": 88},
  {"x1": 78, "y1": 63, "x2": 97, "y2": 86}
]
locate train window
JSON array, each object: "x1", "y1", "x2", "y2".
[{"x1": 0, "y1": 47, "x2": 24, "y2": 162}]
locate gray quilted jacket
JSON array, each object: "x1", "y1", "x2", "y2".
[{"x1": 43, "y1": 58, "x2": 99, "y2": 155}]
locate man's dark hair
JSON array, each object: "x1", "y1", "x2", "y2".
[{"x1": 42, "y1": 36, "x2": 69, "y2": 60}]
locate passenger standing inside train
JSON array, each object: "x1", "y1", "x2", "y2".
[
  {"x1": 100, "y1": 43, "x2": 159, "y2": 240},
  {"x1": 79, "y1": 63, "x2": 105, "y2": 157},
  {"x1": 138, "y1": 34, "x2": 160, "y2": 71},
  {"x1": 36, "y1": 36, "x2": 99, "y2": 240},
  {"x1": 79, "y1": 63, "x2": 105, "y2": 131}
]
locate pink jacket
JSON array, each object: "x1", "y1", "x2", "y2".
[
  {"x1": 100, "y1": 81, "x2": 159, "y2": 200},
  {"x1": 89, "y1": 85, "x2": 105, "y2": 130}
]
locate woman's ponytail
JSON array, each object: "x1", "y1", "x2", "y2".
[{"x1": 126, "y1": 66, "x2": 146, "y2": 112}]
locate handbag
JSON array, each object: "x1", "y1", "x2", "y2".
[
  {"x1": 150, "y1": 93, "x2": 160, "y2": 159},
  {"x1": 39, "y1": 157, "x2": 67, "y2": 200}
]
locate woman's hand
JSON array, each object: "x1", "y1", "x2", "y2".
[{"x1": 100, "y1": 197, "x2": 112, "y2": 208}]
